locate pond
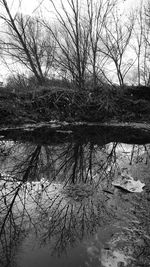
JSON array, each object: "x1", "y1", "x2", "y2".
[{"x1": 0, "y1": 124, "x2": 150, "y2": 267}]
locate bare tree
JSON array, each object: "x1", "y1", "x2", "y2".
[
  {"x1": 87, "y1": 0, "x2": 117, "y2": 90},
  {"x1": 99, "y1": 9, "x2": 134, "y2": 86},
  {"x1": 0, "y1": 0, "x2": 56, "y2": 85},
  {"x1": 141, "y1": 1, "x2": 150, "y2": 86},
  {"x1": 127, "y1": 1, "x2": 150, "y2": 86},
  {"x1": 44, "y1": 0, "x2": 119, "y2": 90},
  {"x1": 131, "y1": 2, "x2": 145, "y2": 85},
  {"x1": 44, "y1": 0, "x2": 92, "y2": 90},
  {"x1": 135, "y1": 4, "x2": 144, "y2": 85}
]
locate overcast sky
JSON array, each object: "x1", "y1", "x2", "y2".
[
  {"x1": 10, "y1": 0, "x2": 143, "y2": 17},
  {"x1": 0, "y1": 0, "x2": 146, "y2": 82}
]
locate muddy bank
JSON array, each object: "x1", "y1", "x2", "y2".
[{"x1": 1, "y1": 85, "x2": 150, "y2": 126}]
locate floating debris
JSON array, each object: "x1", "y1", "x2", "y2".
[
  {"x1": 101, "y1": 248, "x2": 132, "y2": 267},
  {"x1": 112, "y1": 174, "x2": 145, "y2": 193}
]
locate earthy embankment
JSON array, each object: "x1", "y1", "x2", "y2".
[{"x1": 0, "y1": 85, "x2": 150, "y2": 127}]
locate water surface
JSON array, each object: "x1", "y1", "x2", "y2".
[{"x1": 0, "y1": 126, "x2": 150, "y2": 267}]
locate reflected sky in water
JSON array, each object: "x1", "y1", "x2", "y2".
[{"x1": 0, "y1": 131, "x2": 150, "y2": 267}]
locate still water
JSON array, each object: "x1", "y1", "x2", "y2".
[{"x1": 0, "y1": 126, "x2": 150, "y2": 267}]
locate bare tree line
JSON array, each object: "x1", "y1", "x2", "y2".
[{"x1": 0, "y1": 0, "x2": 150, "y2": 88}]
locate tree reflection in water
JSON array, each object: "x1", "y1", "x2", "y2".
[{"x1": 0, "y1": 138, "x2": 150, "y2": 266}]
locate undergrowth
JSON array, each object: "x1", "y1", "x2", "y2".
[{"x1": 0, "y1": 85, "x2": 150, "y2": 126}]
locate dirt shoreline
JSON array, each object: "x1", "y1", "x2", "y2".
[{"x1": 1, "y1": 120, "x2": 150, "y2": 130}]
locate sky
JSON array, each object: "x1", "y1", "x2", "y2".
[
  {"x1": 0, "y1": 0, "x2": 146, "y2": 83},
  {"x1": 8, "y1": 0, "x2": 144, "y2": 18}
]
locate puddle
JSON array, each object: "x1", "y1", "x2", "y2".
[{"x1": 0, "y1": 127, "x2": 150, "y2": 267}]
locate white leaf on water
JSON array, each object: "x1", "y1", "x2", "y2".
[
  {"x1": 112, "y1": 174, "x2": 145, "y2": 193},
  {"x1": 101, "y1": 249, "x2": 131, "y2": 267}
]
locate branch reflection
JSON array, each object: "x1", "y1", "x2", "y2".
[{"x1": 0, "y1": 138, "x2": 150, "y2": 266}]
